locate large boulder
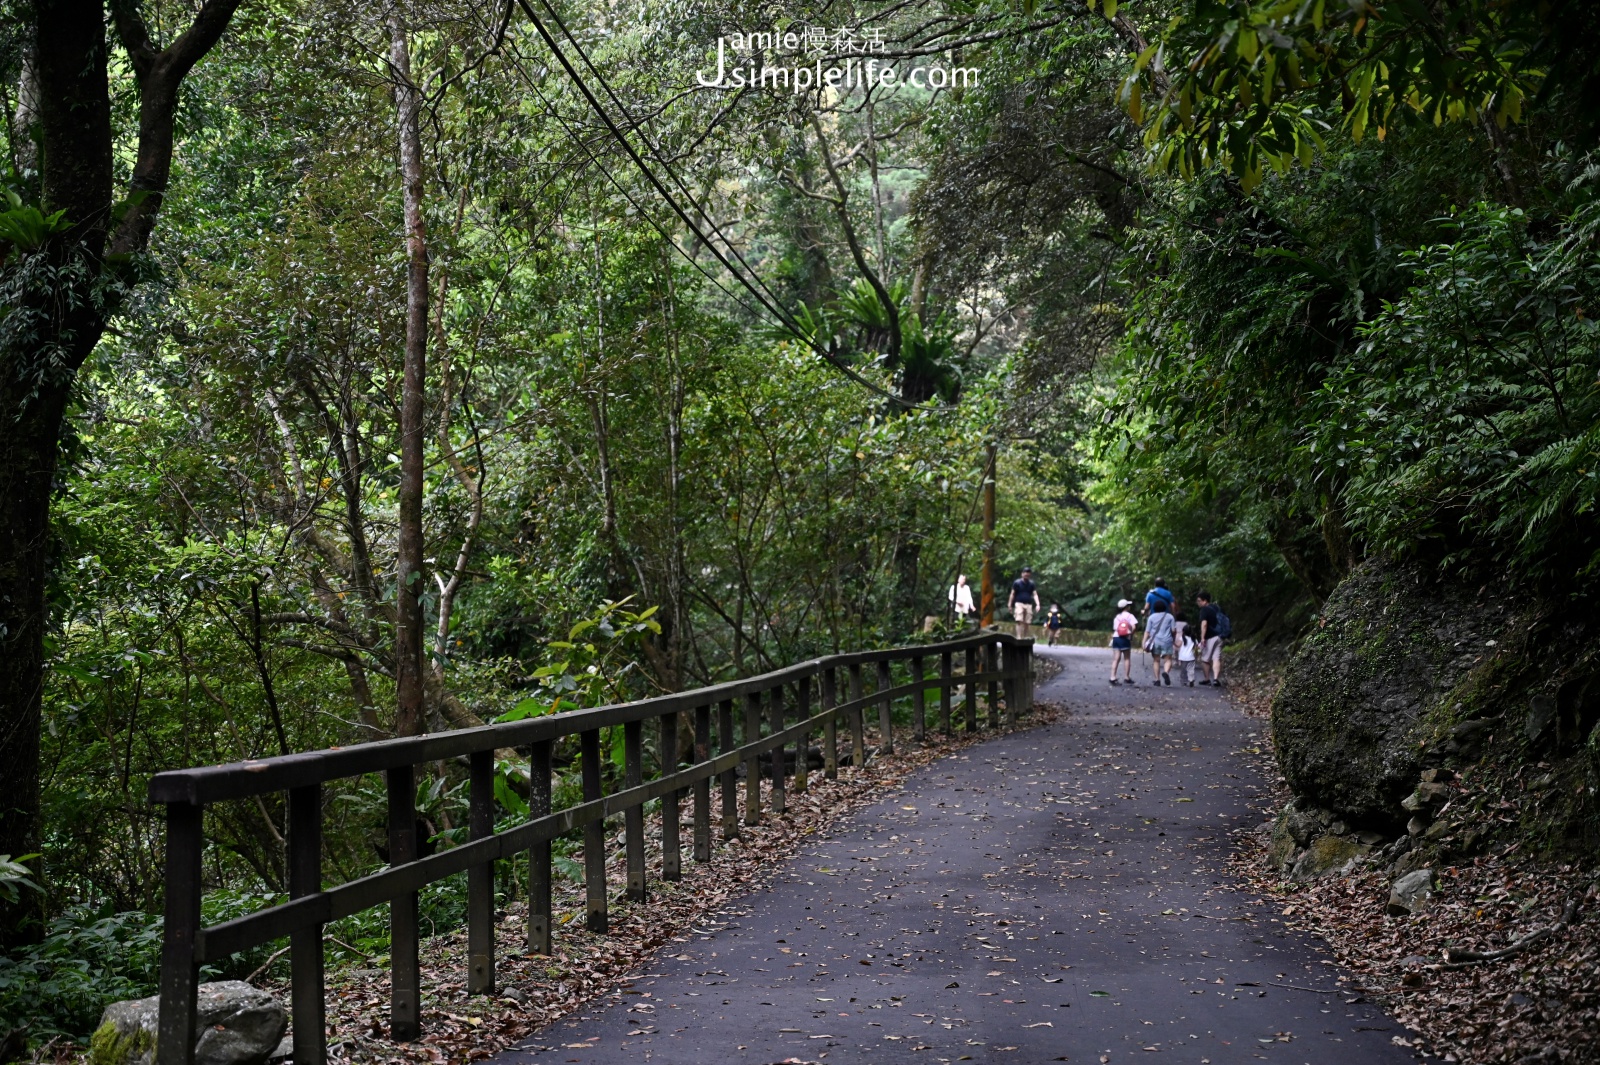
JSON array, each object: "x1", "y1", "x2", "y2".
[
  {"x1": 90, "y1": 981, "x2": 287, "y2": 1065},
  {"x1": 1270, "y1": 557, "x2": 1513, "y2": 829}
]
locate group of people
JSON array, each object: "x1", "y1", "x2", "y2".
[
  {"x1": 948, "y1": 569, "x2": 1230, "y2": 687},
  {"x1": 948, "y1": 567, "x2": 1071, "y2": 645},
  {"x1": 1109, "y1": 579, "x2": 1227, "y2": 687}
]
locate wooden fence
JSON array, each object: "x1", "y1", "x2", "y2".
[{"x1": 148, "y1": 630, "x2": 1035, "y2": 1064}]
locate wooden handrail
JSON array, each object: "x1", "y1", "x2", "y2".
[{"x1": 153, "y1": 631, "x2": 1034, "y2": 1065}]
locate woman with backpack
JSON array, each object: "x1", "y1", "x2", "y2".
[{"x1": 1110, "y1": 598, "x2": 1137, "y2": 684}]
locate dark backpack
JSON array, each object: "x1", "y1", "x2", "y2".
[{"x1": 1214, "y1": 605, "x2": 1233, "y2": 640}]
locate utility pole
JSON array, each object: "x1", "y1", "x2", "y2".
[{"x1": 980, "y1": 443, "x2": 996, "y2": 628}]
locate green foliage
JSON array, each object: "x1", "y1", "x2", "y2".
[
  {"x1": 0, "y1": 906, "x2": 163, "y2": 1041},
  {"x1": 0, "y1": 855, "x2": 40, "y2": 906},
  {"x1": 1128, "y1": 0, "x2": 1564, "y2": 189},
  {"x1": 1314, "y1": 200, "x2": 1600, "y2": 578}
]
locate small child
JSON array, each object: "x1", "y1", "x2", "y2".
[
  {"x1": 1110, "y1": 598, "x2": 1137, "y2": 684},
  {"x1": 1045, "y1": 604, "x2": 1065, "y2": 646},
  {"x1": 1176, "y1": 629, "x2": 1197, "y2": 686}
]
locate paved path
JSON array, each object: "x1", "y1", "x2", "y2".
[{"x1": 499, "y1": 646, "x2": 1415, "y2": 1065}]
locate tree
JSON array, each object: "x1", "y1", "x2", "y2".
[{"x1": 0, "y1": 0, "x2": 241, "y2": 938}]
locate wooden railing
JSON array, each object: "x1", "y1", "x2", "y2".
[{"x1": 149, "y1": 630, "x2": 1035, "y2": 1064}]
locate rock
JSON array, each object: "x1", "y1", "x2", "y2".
[
  {"x1": 91, "y1": 981, "x2": 287, "y2": 1065},
  {"x1": 1290, "y1": 834, "x2": 1369, "y2": 880},
  {"x1": 1526, "y1": 695, "x2": 1557, "y2": 744},
  {"x1": 267, "y1": 1037, "x2": 293, "y2": 1062},
  {"x1": 1407, "y1": 815, "x2": 1428, "y2": 836},
  {"x1": 1270, "y1": 558, "x2": 1514, "y2": 829},
  {"x1": 1388, "y1": 868, "x2": 1436, "y2": 915},
  {"x1": 1423, "y1": 818, "x2": 1454, "y2": 842},
  {"x1": 1267, "y1": 820, "x2": 1301, "y2": 872},
  {"x1": 1420, "y1": 767, "x2": 1456, "y2": 783},
  {"x1": 1281, "y1": 801, "x2": 1323, "y2": 846}
]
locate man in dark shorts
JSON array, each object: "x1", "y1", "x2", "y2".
[
  {"x1": 1008, "y1": 566, "x2": 1041, "y2": 639},
  {"x1": 1196, "y1": 591, "x2": 1224, "y2": 686}
]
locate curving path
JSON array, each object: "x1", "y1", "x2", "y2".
[{"x1": 495, "y1": 645, "x2": 1417, "y2": 1065}]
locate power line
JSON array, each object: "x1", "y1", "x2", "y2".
[{"x1": 509, "y1": 0, "x2": 952, "y2": 411}]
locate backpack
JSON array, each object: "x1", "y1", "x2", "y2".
[
  {"x1": 1214, "y1": 605, "x2": 1233, "y2": 640},
  {"x1": 1116, "y1": 617, "x2": 1133, "y2": 637}
]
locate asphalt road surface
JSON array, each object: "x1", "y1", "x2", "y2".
[{"x1": 496, "y1": 645, "x2": 1418, "y2": 1065}]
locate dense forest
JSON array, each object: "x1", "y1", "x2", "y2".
[{"x1": 3, "y1": 0, "x2": 1600, "y2": 1049}]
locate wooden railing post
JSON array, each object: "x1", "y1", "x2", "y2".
[
  {"x1": 988, "y1": 639, "x2": 1002, "y2": 729},
  {"x1": 768, "y1": 686, "x2": 787, "y2": 815},
  {"x1": 157, "y1": 801, "x2": 202, "y2": 1065},
  {"x1": 386, "y1": 766, "x2": 421, "y2": 1040},
  {"x1": 527, "y1": 740, "x2": 553, "y2": 954},
  {"x1": 793, "y1": 675, "x2": 811, "y2": 792},
  {"x1": 719, "y1": 699, "x2": 739, "y2": 841},
  {"x1": 876, "y1": 660, "x2": 894, "y2": 755},
  {"x1": 848, "y1": 664, "x2": 866, "y2": 767},
  {"x1": 1002, "y1": 644, "x2": 1018, "y2": 727},
  {"x1": 624, "y1": 720, "x2": 647, "y2": 901},
  {"x1": 743, "y1": 691, "x2": 763, "y2": 825},
  {"x1": 1024, "y1": 642, "x2": 1035, "y2": 712},
  {"x1": 821, "y1": 668, "x2": 839, "y2": 780},
  {"x1": 693, "y1": 705, "x2": 712, "y2": 861},
  {"x1": 467, "y1": 750, "x2": 495, "y2": 994},
  {"x1": 580, "y1": 729, "x2": 608, "y2": 933},
  {"x1": 288, "y1": 785, "x2": 326, "y2": 1065},
  {"x1": 938, "y1": 651, "x2": 953, "y2": 733},
  {"x1": 911, "y1": 655, "x2": 926, "y2": 743},
  {"x1": 660, "y1": 711, "x2": 681, "y2": 881},
  {"x1": 963, "y1": 646, "x2": 978, "y2": 732}
]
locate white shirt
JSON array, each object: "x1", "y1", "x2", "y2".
[{"x1": 950, "y1": 582, "x2": 975, "y2": 615}]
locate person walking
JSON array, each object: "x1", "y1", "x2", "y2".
[
  {"x1": 1145, "y1": 599, "x2": 1176, "y2": 685},
  {"x1": 1044, "y1": 603, "x2": 1065, "y2": 645},
  {"x1": 949, "y1": 574, "x2": 975, "y2": 625},
  {"x1": 1196, "y1": 590, "x2": 1225, "y2": 686},
  {"x1": 1110, "y1": 598, "x2": 1137, "y2": 684},
  {"x1": 1008, "y1": 566, "x2": 1041, "y2": 639},
  {"x1": 1144, "y1": 578, "x2": 1175, "y2": 616},
  {"x1": 1175, "y1": 626, "x2": 1197, "y2": 686}
]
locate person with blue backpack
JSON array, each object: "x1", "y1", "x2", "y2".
[{"x1": 1195, "y1": 590, "x2": 1231, "y2": 686}]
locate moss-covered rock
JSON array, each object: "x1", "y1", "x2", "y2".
[
  {"x1": 1270, "y1": 557, "x2": 1513, "y2": 829},
  {"x1": 91, "y1": 981, "x2": 285, "y2": 1065}
]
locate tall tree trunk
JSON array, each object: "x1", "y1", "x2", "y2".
[
  {"x1": 388, "y1": 12, "x2": 429, "y2": 738},
  {"x1": 0, "y1": 0, "x2": 241, "y2": 945}
]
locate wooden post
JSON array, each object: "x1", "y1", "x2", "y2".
[
  {"x1": 580, "y1": 729, "x2": 608, "y2": 933},
  {"x1": 156, "y1": 801, "x2": 203, "y2": 1065},
  {"x1": 386, "y1": 766, "x2": 421, "y2": 1039},
  {"x1": 719, "y1": 699, "x2": 739, "y2": 841},
  {"x1": 911, "y1": 656, "x2": 926, "y2": 743},
  {"x1": 1002, "y1": 643, "x2": 1018, "y2": 727},
  {"x1": 963, "y1": 646, "x2": 978, "y2": 731},
  {"x1": 527, "y1": 740, "x2": 553, "y2": 955},
  {"x1": 467, "y1": 750, "x2": 495, "y2": 994},
  {"x1": 743, "y1": 691, "x2": 763, "y2": 825},
  {"x1": 794, "y1": 675, "x2": 811, "y2": 792},
  {"x1": 288, "y1": 785, "x2": 326, "y2": 1065},
  {"x1": 624, "y1": 720, "x2": 647, "y2": 901},
  {"x1": 693, "y1": 705, "x2": 712, "y2": 861},
  {"x1": 938, "y1": 651, "x2": 953, "y2": 733},
  {"x1": 876, "y1": 660, "x2": 894, "y2": 755},
  {"x1": 661, "y1": 711, "x2": 681, "y2": 881},
  {"x1": 988, "y1": 639, "x2": 1002, "y2": 729},
  {"x1": 1024, "y1": 642, "x2": 1035, "y2": 712},
  {"x1": 848, "y1": 663, "x2": 866, "y2": 768},
  {"x1": 821, "y1": 668, "x2": 839, "y2": 780},
  {"x1": 768, "y1": 686, "x2": 787, "y2": 814}
]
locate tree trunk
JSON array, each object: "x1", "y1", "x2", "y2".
[
  {"x1": 388, "y1": 12, "x2": 429, "y2": 738},
  {"x1": 0, "y1": 0, "x2": 240, "y2": 928},
  {"x1": 0, "y1": 388, "x2": 68, "y2": 940}
]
